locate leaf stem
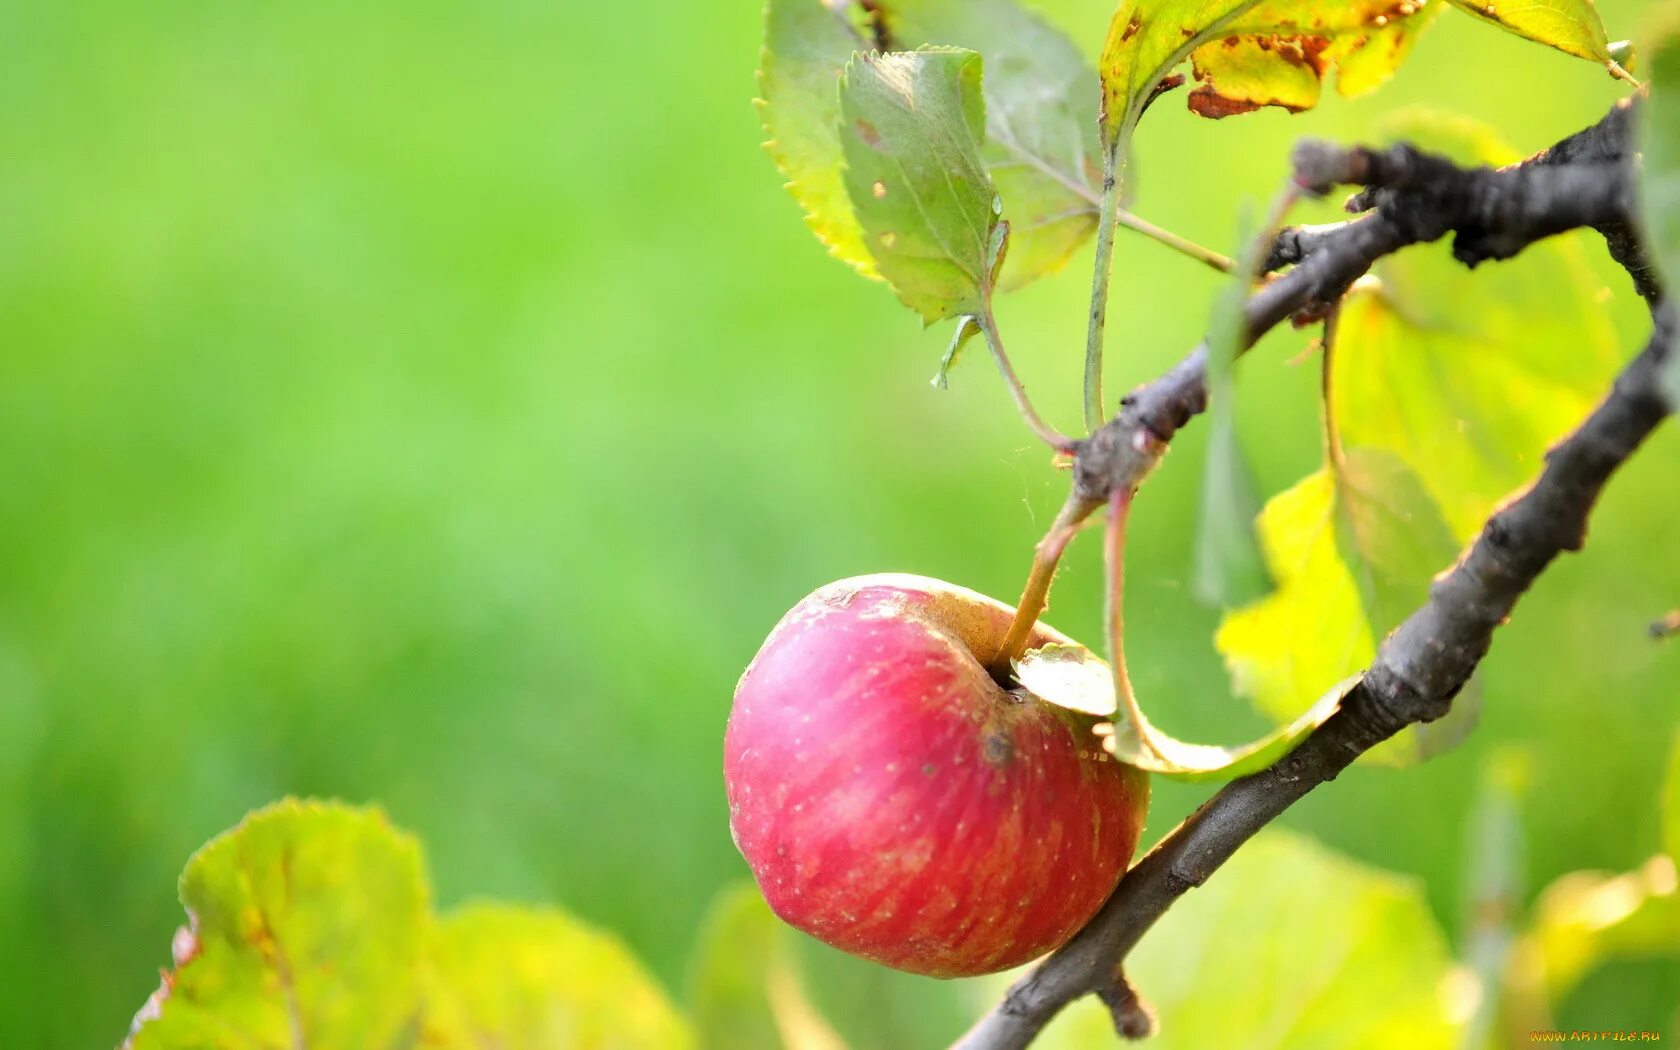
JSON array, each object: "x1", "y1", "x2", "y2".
[
  {"x1": 979, "y1": 309, "x2": 1075, "y2": 451},
  {"x1": 1082, "y1": 149, "x2": 1121, "y2": 434},
  {"x1": 1607, "y1": 59, "x2": 1641, "y2": 87},
  {"x1": 1117, "y1": 210, "x2": 1233, "y2": 274},
  {"x1": 987, "y1": 133, "x2": 1230, "y2": 274},
  {"x1": 989, "y1": 494, "x2": 1101, "y2": 678},
  {"x1": 1104, "y1": 487, "x2": 1164, "y2": 760}
]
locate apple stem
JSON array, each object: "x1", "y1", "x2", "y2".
[
  {"x1": 977, "y1": 309, "x2": 1076, "y2": 453},
  {"x1": 989, "y1": 493, "x2": 1101, "y2": 679},
  {"x1": 1104, "y1": 487, "x2": 1165, "y2": 760}
]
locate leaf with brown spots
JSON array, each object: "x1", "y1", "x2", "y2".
[
  {"x1": 838, "y1": 49, "x2": 1003, "y2": 324},
  {"x1": 1099, "y1": 1, "x2": 1264, "y2": 150},
  {"x1": 1445, "y1": 0, "x2": 1611, "y2": 63},
  {"x1": 1187, "y1": 2, "x2": 1445, "y2": 118},
  {"x1": 1099, "y1": 1, "x2": 1443, "y2": 147},
  {"x1": 124, "y1": 799, "x2": 430, "y2": 1050}
]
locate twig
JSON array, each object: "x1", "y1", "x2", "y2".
[{"x1": 1262, "y1": 221, "x2": 1349, "y2": 272}]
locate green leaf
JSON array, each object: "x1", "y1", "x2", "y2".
[
  {"x1": 126, "y1": 800, "x2": 694, "y2": 1050},
  {"x1": 1328, "y1": 111, "x2": 1623, "y2": 541},
  {"x1": 881, "y1": 0, "x2": 1104, "y2": 289},
  {"x1": 1015, "y1": 830, "x2": 1462, "y2": 1048},
  {"x1": 688, "y1": 883, "x2": 846, "y2": 1050},
  {"x1": 1215, "y1": 449, "x2": 1476, "y2": 766},
  {"x1": 1641, "y1": 3, "x2": 1680, "y2": 306},
  {"x1": 125, "y1": 799, "x2": 430, "y2": 1050},
  {"x1": 425, "y1": 903, "x2": 694, "y2": 1050},
  {"x1": 1098, "y1": 2, "x2": 1441, "y2": 148},
  {"x1": 1013, "y1": 643, "x2": 1355, "y2": 780},
  {"x1": 838, "y1": 48, "x2": 1000, "y2": 324},
  {"x1": 1445, "y1": 0, "x2": 1610, "y2": 62},
  {"x1": 760, "y1": 0, "x2": 1102, "y2": 292},
  {"x1": 759, "y1": 0, "x2": 880, "y2": 279}
]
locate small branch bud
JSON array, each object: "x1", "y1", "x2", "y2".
[{"x1": 1097, "y1": 970, "x2": 1156, "y2": 1041}]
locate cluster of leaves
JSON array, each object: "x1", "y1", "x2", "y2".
[
  {"x1": 762, "y1": 0, "x2": 1105, "y2": 314},
  {"x1": 761, "y1": 0, "x2": 1648, "y2": 774},
  {"x1": 760, "y1": 0, "x2": 1622, "y2": 346},
  {"x1": 134, "y1": 728, "x2": 1678, "y2": 1050}
]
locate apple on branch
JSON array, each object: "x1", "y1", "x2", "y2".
[{"x1": 724, "y1": 574, "x2": 1150, "y2": 978}]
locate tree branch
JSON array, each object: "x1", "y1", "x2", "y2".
[
  {"x1": 957, "y1": 101, "x2": 1668, "y2": 1050},
  {"x1": 960, "y1": 302, "x2": 1674, "y2": 1050},
  {"x1": 1072, "y1": 100, "x2": 1641, "y2": 507}
]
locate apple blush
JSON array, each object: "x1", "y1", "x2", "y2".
[{"x1": 724, "y1": 573, "x2": 1149, "y2": 978}]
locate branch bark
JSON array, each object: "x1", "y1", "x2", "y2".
[{"x1": 957, "y1": 101, "x2": 1668, "y2": 1050}]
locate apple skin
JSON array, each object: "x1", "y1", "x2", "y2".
[{"x1": 724, "y1": 573, "x2": 1149, "y2": 978}]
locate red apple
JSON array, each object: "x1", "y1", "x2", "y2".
[{"x1": 724, "y1": 573, "x2": 1149, "y2": 978}]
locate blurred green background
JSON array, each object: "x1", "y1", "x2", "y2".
[{"x1": 1, "y1": 1, "x2": 1676, "y2": 1045}]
